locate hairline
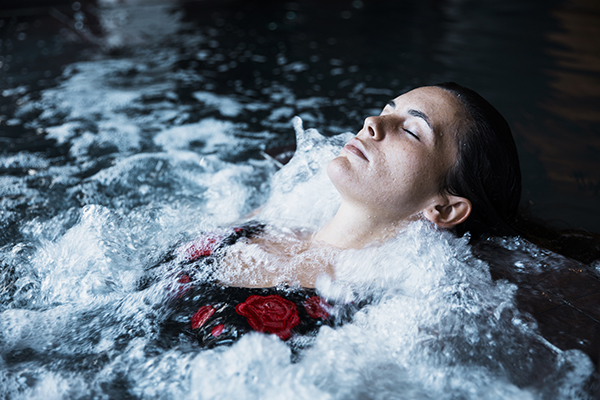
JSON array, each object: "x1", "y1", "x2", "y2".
[{"x1": 430, "y1": 85, "x2": 474, "y2": 197}]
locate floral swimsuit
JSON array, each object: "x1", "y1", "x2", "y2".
[{"x1": 150, "y1": 224, "x2": 358, "y2": 350}]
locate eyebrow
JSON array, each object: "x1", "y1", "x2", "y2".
[
  {"x1": 407, "y1": 109, "x2": 433, "y2": 131},
  {"x1": 386, "y1": 100, "x2": 433, "y2": 131}
]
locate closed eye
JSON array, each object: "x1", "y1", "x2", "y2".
[{"x1": 404, "y1": 128, "x2": 420, "y2": 141}]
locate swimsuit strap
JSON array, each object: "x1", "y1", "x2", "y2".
[
  {"x1": 179, "y1": 222, "x2": 265, "y2": 263},
  {"x1": 138, "y1": 222, "x2": 265, "y2": 290}
]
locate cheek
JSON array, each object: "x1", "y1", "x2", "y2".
[
  {"x1": 385, "y1": 152, "x2": 441, "y2": 198},
  {"x1": 384, "y1": 150, "x2": 421, "y2": 183}
]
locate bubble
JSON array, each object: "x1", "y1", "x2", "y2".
[
  {"x1": 0, "y1": 8, "x2": 594, "y2": 397},
  {"x1": 353, "y1": 0, "x2": 364, "y2": 9}
]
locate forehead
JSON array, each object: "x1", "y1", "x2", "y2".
[
  {"x1": 392, "y1": 86, "x2": 467, "y2": 154},
  {"x1": 392, "y1": 87, "x2": 465, "y2": 122}
]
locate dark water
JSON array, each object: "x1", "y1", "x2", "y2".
[
  {"x1": 1, "y1": 0, "x2": 599, "y2": 232},
  {"x1": 1, "y1": 1, "x2": 600, "y2": 399}
]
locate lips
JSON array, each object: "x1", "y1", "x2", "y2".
[{"x1": 343, "y1": 138, "x2": 369, "y2": 161}]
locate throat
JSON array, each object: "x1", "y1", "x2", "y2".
[{"x1": 313, "y1": 203, "x2": 408, "y2": 249}]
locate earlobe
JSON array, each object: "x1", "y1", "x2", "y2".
[{"x1": 423, "y1": 195, "x2": 472, "y2": 228}]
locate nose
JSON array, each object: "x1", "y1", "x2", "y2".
[{"x1": 362, "y1": 116, "x2": 385, "y2": 140}]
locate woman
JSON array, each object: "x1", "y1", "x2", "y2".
[
  {"x1": 317, "y1": 82, "x2": 520, "y2": 248},
  {"x1": 219, "y1": 82, "x2": 520, "y2": 285},
  {"x1": 154, "y1": 82, "x2": 529, "y2": 350}
]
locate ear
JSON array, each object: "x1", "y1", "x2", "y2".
[{"x1": 422, "y1": 195, "x2": 472, "y2": 228}]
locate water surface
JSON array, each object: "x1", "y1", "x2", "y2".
[{"x1": 1, "y1": 0, "x2": 599, "y2": 398}]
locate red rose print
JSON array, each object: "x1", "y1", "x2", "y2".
[
  {"x1": 235, "y1": 295, "x2": 300, "y2": 340},
  {"x1": 211, "y1": 324, "x2": 225, "y2": 337},
  {"x1": 303, "y1": 296, "x2": 330, "y2": 319},
  {"x1": 182, "y1": 234, "x2": 222, "y2": 261},
  {"x1": 191, "y1": 305, "x2": 215, "y2": 329},
  {"x1": 173, "y1": 274, "x2": 192, "y2": 298}
]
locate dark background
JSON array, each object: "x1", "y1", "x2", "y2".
[{"x1": 1, "y1": 0, "x2": 599, "y2": 232}]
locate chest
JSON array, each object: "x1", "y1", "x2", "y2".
[{"x1": 213, "y1": 236, "x2": 335, "y2": 288}]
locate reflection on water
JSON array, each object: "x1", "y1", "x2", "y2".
[
  {"x1": 546, "y1": 0, "x2": 600, "y2": 121},
  {"x1": 1, "y1": 0, "x2": 600, "y2": 398},
  {"x1": 515, "y1": 0, "x2": 600, "y2": 228}
]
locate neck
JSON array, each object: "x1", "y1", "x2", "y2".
[{"x1": 313, "y1": 201, "x2": 406, "y2": 249}]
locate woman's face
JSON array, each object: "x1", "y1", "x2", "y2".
[{"x1": 327, "y1": 86, "x2": 467, "y2": 223}]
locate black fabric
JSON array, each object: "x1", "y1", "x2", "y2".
[
  {"x1": 141, "y1": 223, "x2": 364, "y2": 351},
  {"x1": 162, "y1": 283, "x2": 337, "y2": 349}
]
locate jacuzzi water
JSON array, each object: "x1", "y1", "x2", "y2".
[{"x1": 1, "y1": 0, "x2": 599, "y2": 399}]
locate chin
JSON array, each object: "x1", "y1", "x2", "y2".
[
  {"x1": 327, "y1": 156, "x2": 349, "y2": 184},
  {"x1": 326, "y1": 156, "x2": 361, "y2": 199}
]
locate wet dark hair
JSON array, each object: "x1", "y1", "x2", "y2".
[
  {"x1": 431, "y1": 83, "x2": 600, "y2": 264},
  {"x1": 433, "y1": 82, "x2": 522, "y2": 239}
]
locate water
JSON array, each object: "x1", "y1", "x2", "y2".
[
  {"x1": 1, "y1": 0, "x2": 599, "y2": 398},
  {"x1": 1, "y1": 126, "x2": 595, "y2": 398}
]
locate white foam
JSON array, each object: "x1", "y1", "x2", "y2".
[
  {"x1": 1, "y1": 31, "x2": 595, "y2": 398},
  {"x1": 97, "y1": 0, "x2": 189, "y2": 49},
  {"x1": 0, "y1": 176, "x2": 35, "y2": 197},
  {"x1": 153, "y1": 119, "x2": 236, "y2": 152},
  {"x1": 192, "y1": 91, "x2": 244, "y2": 117},
  {"x1": 3, "y1": 149, "x2": 595, "y2": 399},
  {"x1": 28, "y1": 206, "x2": 139, "y2": 306},
  {"x1": 0, "y1": 153, "x2": 49, "y2": 170},
  {"x1": 259, "y1": 117, "x2": 351, "y2": 230},
  {"x1": 45, "y1": 122, "x2": 80, "y2": 145}
]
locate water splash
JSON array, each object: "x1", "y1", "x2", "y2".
[{"x1": 0, "y1": 2, "x2": 596, "y2": 397}]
